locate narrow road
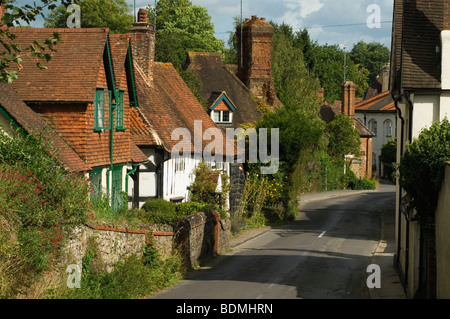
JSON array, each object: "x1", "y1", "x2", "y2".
[{"x1": 151, "y1": 182, "x2": 396, "y2": 299}]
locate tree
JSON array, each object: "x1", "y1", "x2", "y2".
[
  {"x1": 44, "y1": 0, "x2": 133, "y2": 34},
  {"x1": 0, "y1": 0, "x2": 64, "y2": 83},
  {"x1": 271, "y1": 22, "x2": 321, "y2": 113},
  {"x1": 325, "y1": 113, "x2": 361, "y2": 159},
  {"x1": 146, "y1": 0, "x2": 223, "y2": 70},
  {"x1": 350, "y1": 41, "x2": 390, "y2": 86},
  {"x1": 311, "y1": 44, "x2": 369, "y2": 103}
]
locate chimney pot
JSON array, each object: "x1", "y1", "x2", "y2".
[{"x1": 137, "y1": 8, "x2": 147, "y2": 23}]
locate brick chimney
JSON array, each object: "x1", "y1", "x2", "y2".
[
  {"x1": 0, "y1": 1, "x2": 6, "y2": 24},
  {"x1": 130, "y1": 8, "x2": 155, "y2": 84},
  {"x1": 236, "y1": 15, "x2": 277, "y2": 106},
  {"x1": 341, "y1": 81, "x2": 356, "y2": 117}
]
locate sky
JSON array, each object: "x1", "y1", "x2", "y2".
[{"x1": 24, "y1": 0, "x2": 394, "y2": 50}]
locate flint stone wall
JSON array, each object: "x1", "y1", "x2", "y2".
[{"x1": 63, "y1": 211, "x2": 231, "y2": 272}]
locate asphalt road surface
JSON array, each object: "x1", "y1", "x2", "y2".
[{"x1": 151, "y1": 182, "x2": 396, "y2": 299}]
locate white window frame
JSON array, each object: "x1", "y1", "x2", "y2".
[{"x1": 211, "y1": 110, "x2": 233, "y2": 124}]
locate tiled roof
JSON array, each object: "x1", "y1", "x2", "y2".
[
  {"x1": 134, "y1": 61, "x2": 232, "y2": 155},
  {"x1": 0, "y1": 83, "x2": 90, "y2": 173},
  {"x1": 185, "y1": 52, "x2": 263, "y2": 128},
  {"x1": 10, "y1": 28, "x2": 109, "y2": 102},
  {"x1": 355, "y1": 91, "x2": 396, "y2": 113},
  {"x1": 320, "y1": 103, "x2": 375, "y2": 137},
  {"x1": 130, "y1": 141, "x2": 149, "y2": 164},
  {"x1": 354, "y1": 118, "x2": 376, "y2": 137},
  {"x1": 391, "y1": 0, "x2": 443, "y2": 92},
  {"x1": 109, "y1": 33, "x2": 130, "y2": 91}
]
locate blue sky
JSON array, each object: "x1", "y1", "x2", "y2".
[{"x1": 24, "y1": 0, "x2": 394, "y2": 50}]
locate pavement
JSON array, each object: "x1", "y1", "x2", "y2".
[{"x1": 229, "y1": 182, "x2": 406, "y2": 299}]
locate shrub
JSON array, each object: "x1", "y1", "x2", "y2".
[
  {"x1": 399, "y1": 118, "x2": 450, "y2": 228},
  {"x1": 189, "y1": 162, "x2": 220, "y2": 205},
  {"x1": 140, "y1": 199, "x2": 179, "y2": 225},
  {"x1": 381, "y1": 137, "x2": 397, "y2": 181},
  {"x1": 344, "y1": 170, "x2": 378, "y2": 190},
  {"x1": 175, "y1": 201, "x2": 206, "y2": 216}
]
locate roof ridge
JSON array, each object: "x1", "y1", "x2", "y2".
[{"x1": 355, "y1": 90, "x2": 390, "y2": 108}]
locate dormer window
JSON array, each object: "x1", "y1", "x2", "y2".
[
  {"x1": 212, "y1": 109, "x2": 233, "y2": 124},
  {"x1": 208, "y1": 91, "x2": 236, "y2": 125}
]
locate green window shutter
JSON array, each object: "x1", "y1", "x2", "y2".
[
  {"x1": 116, "y1": 91, "x2": 125, "y2": 131},
  {"x1": 94, "y1": 90, "x2": 111, "y2": 131}
]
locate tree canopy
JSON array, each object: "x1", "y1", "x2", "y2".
[
  {"x1": 350, "y1": 41, "x2": 390, "y2": 86},
  {"x1": 146, "y1": 0, "x2": 223, "y2": 70},
  {"x1": 44, "y1": 0, "x2": 134, "y2": 34},
  {"x1": 0, "y1": 0, "x2": 65, "y2": 83}
]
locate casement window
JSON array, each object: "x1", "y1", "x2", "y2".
[
  {"x1": 369, "y1": 119, "x2": 378, "y2": 135},
  {"x1": 94, "y1": 90, "x2": 111, "y2": 131},
  {"x1": 211, "y1": 110, "x2": 233, "y2": 124},
  {"x1": 116, "y1": 91, "x2": 125, "y2": 131},
  {"x1": 175, "y1": 157, "x2": 185, "y2": 172},
  {"x1": 384, "y1": 120, "x2": 392, "y2": 137}
]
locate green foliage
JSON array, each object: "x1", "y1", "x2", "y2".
[
  {"x1": 54, "y1": 243, "x2": 184, "y2": 299},
  {"x1": 175, "y1": 201, "x2": 206, "y2": 216},
  {"x1": 399, "y1": 118, "x2": 450, "y2": 228},
  {"x1": 325, "y1": 113, "x2": 361, "y2": 159},
  {"x1": 0, "y1": 127, "x2": 90, "y2": 297},
  {"x1": 381, "y1": 137, "x2": 397, "y2": 181},
  {"x1": 343, "y1": 170, "x2": 378, "y2": 190},
  {"x1": 350, "y1": 41, "x2": 390, "y2": 86},
  {"x1": 44, "y1": 0, "x2": 134, "y2": 34},
  {"x1": 0, "y1": 0, "x2": 63, "y2": 83},
  {"x1": 189, "y1": 162, "x2": 221, "y2": 205},
  {"x1": 140, "y1": 198, "x2": 179, "y2": 225},
  {"x1": 147, "y1": 0, "x2": 223, "y2": 70},
  {"x1": 270, "y1": 23, "x2": 321, "y2": 112}
]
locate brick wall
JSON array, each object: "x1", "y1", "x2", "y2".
[{"x1": 63, "y1": 211, "x2": 231, "y2": 272}]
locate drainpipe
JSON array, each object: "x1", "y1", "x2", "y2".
[
  {"x1": 392, "y1": 90, "x2": 406, "y2": 292},
  {"x1": 126, "y1": 164, "x2": 138, "y2": 195},
  {"x1": 403, "y1": 91, "x2": 414, "y2": 293}
]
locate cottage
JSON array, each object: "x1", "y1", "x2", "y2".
[
  {"x1": 126, "y1": 10, "x2": 233, "y2": 207},
  {"x1": 7, "y1": 27, "x2": 148, "y2": 210}
]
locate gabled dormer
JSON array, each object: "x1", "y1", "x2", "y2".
[{"x1": 208, "y1": 91, "x2": 236, "y2": 125}]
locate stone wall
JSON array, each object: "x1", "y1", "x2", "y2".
[{"x1": 63, "y1": 211, "x2": 231, "y2": 272}]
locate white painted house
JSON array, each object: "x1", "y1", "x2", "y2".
[{"x1": 390, "y1": 0, "x2": 450, "y2": 298}]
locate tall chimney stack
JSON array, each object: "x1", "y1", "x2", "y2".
[
  {"x1": 341, "y1": 81, "x2": 356, "y2": 118},
  {"x1": 236, "y1": 15, "x2": 277, "y2": 107},
  {"x1": 130, "y1": 8, "x2": 155, "y2": 84}
]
